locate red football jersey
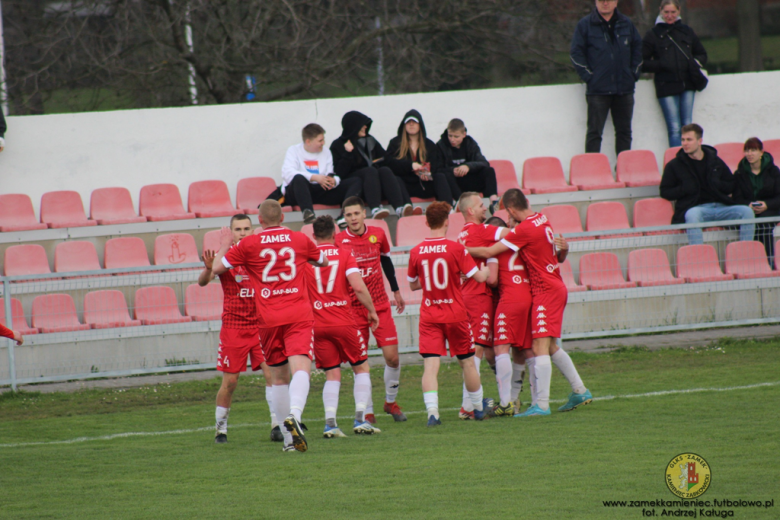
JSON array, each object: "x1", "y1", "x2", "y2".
[
  {"x1": 501, "y1": 212, "x2": 565, "y2": 295},
  {"x1": 494, "y1": 247, "x2": 532, "y2": 302},
  {"x1": 335, "y1": 225, "x2": 391, "y2": 309},
  {"x1": 0, "y1": 322, "x2": 14, "y2": 340},
  {"x1": 407, "y1": 237, "x2": 478, "y2": 324},
  {"x1": 457, "y1": 222, "x2": 501, "y2": 297},
  {"x1": 305, "y1": 244, "x2": 361, "y2": 327},
  {"x1": 223, "y1": 226, "x2": 323, "y2": 327},
  {"x1": 218, "y1": 254, "x2": 260, "y2": 330}
]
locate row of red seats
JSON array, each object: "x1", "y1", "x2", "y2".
[
  {"x1": 0, "y1": 284, "x2": 223, "y2": 333},
  {"x1": 561, "y1": 241, "x2": 780, "y2": 292},
  {"x1": 541, "y1": 198, "x2": 677, "y2": 239}
]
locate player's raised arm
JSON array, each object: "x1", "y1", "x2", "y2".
[
  {"x1": 212, "y1": 227, "x2": 235, "y2": 276},
  {"x1": 468, "y1": 239, "x2": 510, "y2": 259},
  {"x1": 347, "y1": 272, "x2": 379, "y2": 332},
  {"x1": 198, "y1": 250, "x2": 217, "y2": 286}
]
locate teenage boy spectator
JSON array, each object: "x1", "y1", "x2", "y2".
[
  {"x1": 330, "y1": 111, "x2": 414, "y2": 219},
  {"x1": 281, "y1": 123, "x2": 362, "y2": 225},
  {"x1": 660, "y1": 124, "x2": 754, "y2": 245},
  {"x1": 437, "y1": 119, "x2": 499, "y2": 213},
  {"x1": 570, "y1": 0, "x2": 643, "y2": 156}
]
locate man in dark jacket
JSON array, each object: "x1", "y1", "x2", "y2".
[
  {"x1": 330, "y1": 111, "x2": 413, "y2": 219},
  {"x1": 436, "y1": 119, "x2": 499, "y2": 213},
  {"x1": 570, "y1": 0, "x2": 643, "y2": 156},
  {"x1": 660, "y1": 124, "x2": 754, "y2": 245}
]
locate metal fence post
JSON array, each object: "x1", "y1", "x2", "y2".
[{"x1": 3, "y1": 278, "x2": 16, "y2": 391}]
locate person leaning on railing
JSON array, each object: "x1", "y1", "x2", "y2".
[{"x1": 732, "y1": 137, "x2": 780, "y2": 262}]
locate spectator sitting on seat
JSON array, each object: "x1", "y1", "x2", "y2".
[
  {"x1": 385, "y1": 109, "x2": 453, "y2": 206},
  {"x1": 660, "y1": 123, "x2": 754, "y2": 245},
  {"x1": 436, "y1": 118, "x2": 499, "y2": 214},
  {"x1": 0, "y1": 109, "x2": 5, "y2": 152},
  {"x1": 732, "y1": 137, "x2": 780, "y2": 262},
  {"x1": 281, "y1": 123, "x2": 362, "y2": 226},
  {"x1": 330, "y1": 111, "x2": 414, "y2": 219}
]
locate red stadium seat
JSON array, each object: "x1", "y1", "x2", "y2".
[
  {"x1": 714, "y1": 142, "x2": 743, "y2": 172},
  {"x1": 139, "y1": 184, "x2": 196, "y2": 221},
  {"x1": 633, "y1": 198, "x2": 682, "y2": 235},
  {"x1": 237, "y1": 177, "x2": 290, "y2": 215},
  {"x1": 540, "y1": 205, "x2": 585, "y2": 236},
  {"x1": 54, "y1": 241, "x2": 102, "y2": 274},
  {"x1": 724, "y1": 241, "x2": 780, "y2": 279},
  {"x1": 569, "y1": 154, "x2": 626, "y2": 190},
  {"x1": 134, "y1": 286, "x2": 193, "y2": 325},
  {"x1": 586, "y1": 202, "x2": 641, "y2": 238},
  {"x1": 154, "y1": 233, "x2": 200, "y2": 267},
  {"x1": 40, "y1": 191, "x2": 97, "y2": 229},
  {"x1": 384, "y1": 266, "x2": 422, "y2": 305},
  {"x1": 188, "y1": 180, "x2": 240, "y2": 218},
  {"x1": 663, "y1": 147, "x2": 682, "y2": 167},
  {"x1": 627, "y1": 249, "x2": 685, "y2": 287},
  {"x1": 90, "y1": 187, "x2": 147, "y2": 225},
  {"x1": 763, "y1": 139, "x2": 780, "y2": 161},
  {"x1": 202, "y1": 230, "x2": 222, "y2": 254},
  {"x1": 490, "y1": 160, "x2": 531, "y2": 195},
  {"x1": 492, "y1": 209, "x2": 510, "y2": 224},
  {"x1": 522, "y1": 157, "x2": 578, "y2": 194},
  {"x1": 0, "y1": 194, "x2": 48, "y2": 232},
  {"x1": 395, "y1": 215, "x2": 429, "y2": 247},
  {"x1": 579, "y1": 253, "x2": 637, "y2": 290},
  {"x1": 31, "y1": 294, "x2": 91, "y2": 333},
  {"x1": 104, "y1": 237, "x2": 151, "y2": 270},
  {"x1": 446, "y1": 212, "x2": 465, "y2": 241},
  {"x1": 0, "y1": 298, "x2": 39, "y2": 334},
  {"x1": 676, "y1": 245, "x2": 734, "y2": 283},
  {"x1": 185, "y1": 283, "x2": 224, "y2": 321},
  {"x1": 3, "y1": 244, "x2": 52, "y2": 277},
  {"x1": 300, "y1": 224, "x2": 315, "y2": 241},
  {"x1": 559, "y1": 259, "x2": 587, "y2": 292},
  {"x1": 616, "y1": 150, "x2": 661, "y2": 187},
  {"x1": 83, "y1": 290, "x2": 141, "y2": 329}
]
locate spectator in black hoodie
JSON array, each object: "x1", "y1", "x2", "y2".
[
  {"x1": 330, "y1": 111, "x2": 414, "y2": 219},
  {"x1": 436, "y1": 118, "x2": 498, "y2": 213},
  {"x1": 385, "y1": 110, "x2": 453, "y2": 205}
]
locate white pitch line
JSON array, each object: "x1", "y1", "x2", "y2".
[{"x1": 1, "y1": 381, "x2": 777, "y2": 449}]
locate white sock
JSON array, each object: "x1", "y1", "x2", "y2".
[
  {"x1": 534, "y1": 355, "x2": 552, "y2": 411},
  {"x1": 265, "y1": 386, "x2": 278, "y2": 427},
  {"x1": 384, "y1": 365, "x2": 401, "y2": 403},
  {"x1": 461, "y1": 381, "x2": 473, "y2": 412},
  {"x1": 468, "y1": 385, "x2": 484, "y2": 412},
  {"x1": 474, "y1": 355, "x2": 482, "y2": 371},
  {"x1": 552, "y1": 348, "x2": 587, "y2": 394},
  {"x1": 273, "y1": 384, "x2": 292, "y2": 444},
  {"x1": 423, "y1": 391, "x2": 439, "y2": 419},
  {"x1": 495, "y1": 353, "x2": 512, "y2": 407},
  {"x1": 354, "y1": 372, "x2": 371, "y2": 422},
  {"x1": 510, "y1": 362, "x2": 525, "y2": 403},
  {"x1": 366, "y1": 382, "x2": 374, "y2": 415},
  {"x1": 215, "y1": 406, "x2": 229, "y2": 434},
  {"x1": 526, "y1": 357, "x2": 537, "y2": 407},
  {"x1": 289, "y1": 372, "x2": 310, "y2": 422},
  {"x1": 323, "y1": 380, "x2": 340, "y2": 425}
]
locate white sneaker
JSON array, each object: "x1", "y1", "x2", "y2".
[
  {"x1": 372, "y1": 207, "x2": 390, "y2": 220},
  {"x1": 353, "y1": 420, "x2": 381, "y2": 434}
]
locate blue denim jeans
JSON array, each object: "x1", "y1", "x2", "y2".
[
  {"x1": 684, "y1": 203, "x2": 755, "y2": 245},
  {"x1": 658, "y1": 91, "x2": 696, "y2": 148}
]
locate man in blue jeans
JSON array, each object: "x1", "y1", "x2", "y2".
[{"x1": 660, "y1": 124, "x2": 754, "y2": 245}]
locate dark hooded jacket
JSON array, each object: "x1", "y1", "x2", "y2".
[
  {"x1": 733, "y1": 152, "x2": 780, "y2": 217},
  {"x1": 642, "y1": 20, "x2": 707, "y2": 98},
  {"x1": 330, "y1": 111, "x2": 388, "y2": 177},
  {"x1": 385, "y1": 109, "x2": 443, "y2": 183},
  {"x1": 436, "y1": 129, "x2": 489, "y2": 174},
  {"x1": 660, "y1": 145, "x2": 736, "y2": 224}
]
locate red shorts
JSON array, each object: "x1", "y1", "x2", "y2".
[
  {"x1": 353, "y1": 304, "x2": 398, "y2": 348},
  {"x1": 259, "y1": 321, "x2": 314, "y2": 366},
  {"x1": 313, "y1": 325, "x2": 368, "y2": 369},
  {"x1": 218, "y1": 327, "x2": 265, "y2": 373},
  {"x1": 466, "y1": 294, "x2": 494, "y2": 347},
  {"x1": 493, "y1": 298, "x2": 533, "y2": 349},
  {"x1": 531, "y1": 285, "x2": 568, "y2": 339},
  {"x1": 419, "y1": 320, "x2": 475, "y2": 358}
]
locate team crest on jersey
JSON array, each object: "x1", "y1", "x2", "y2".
[
  {"x1": 235, "y1": 275, "x2": 243, "y2": 283},
  {"x1": 369, "y1": 235, "x2": 378, "y2": 244}
]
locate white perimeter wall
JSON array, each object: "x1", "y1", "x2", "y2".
[{"x1": 2, "y1": 71, "x2": 780, "y2": 213}]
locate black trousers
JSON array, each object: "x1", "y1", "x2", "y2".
[
  {"x1": 401, "y1": 172, "x2": 453, "y2": 203},
  {"x1": 586, "y1": 94, "x2": 634, "y2": 156},
  {"x1": 285, "y1": 175, "x2": 362, "y2": 212},
  {"x1": 348, "y1": 166, "x2": 406, "y2": 209},
  {"x1": 451, "y1": 166, "x2": 498, "y2": 199}
]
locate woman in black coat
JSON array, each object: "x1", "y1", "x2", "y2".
[
  {"x1": 733, "y1": 137, "x2": 780, "y2": 262},
  {"x1": 642, "y1": 0, "x2": 707, "y2": 148}
]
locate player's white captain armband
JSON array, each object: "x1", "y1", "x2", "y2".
[{"x1": 221, "y1": 257, "x2": 234, "y2": 269}]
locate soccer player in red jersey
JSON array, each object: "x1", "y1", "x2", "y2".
[
  {"x1": 0, "y1": 323, "x2": 23, "y2": 345},
  {"x1": 468, "y1": 189, "x2": 592, "y2": 417},
  {"x1": 305, "y1": 216, "x2": 382, "y2": 437},
  {"x1": 335, "y1": 196, "x2": 408, "y2": 423},
  {"x1": 213, "y1": 200, "x2": 328, "y2": 452},
  {"x1": 199, "y1": 214, "x2": 279, "y2": 444},
  {"x1": 407, "y1": 202, "x2": 492, "y2": 426}
]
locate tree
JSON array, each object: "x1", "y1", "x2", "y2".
[{"x1": 737, "y1": 0, "x2": 763, "y2": 73}]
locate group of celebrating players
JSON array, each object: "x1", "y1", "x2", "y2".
[{"x1": 201, "y1": 188, "x2": 592, "y2": 452}]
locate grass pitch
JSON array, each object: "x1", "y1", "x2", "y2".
[{"x1": 1, "y1": 338, "x2": 778, "y2": 519}]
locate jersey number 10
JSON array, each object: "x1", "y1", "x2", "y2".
[{"x1": 421, "y1": 258, "x2": 449, "y2": 291}]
